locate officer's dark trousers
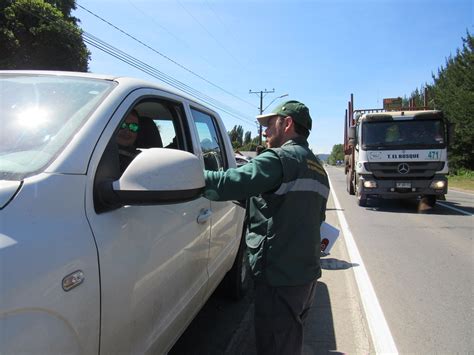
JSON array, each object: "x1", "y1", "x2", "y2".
[{"x1": 254, "y1": 279, "x2": 318, "y2": 355}]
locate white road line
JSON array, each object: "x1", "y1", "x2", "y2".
[
  {"x1": 436, "y1": 201, "x2": 473, "y2": 216},
  {"x1": 448, "y1": 189, "x2": 474, "y2": 197},
  {"x1": 328, "y1": 176, "x2": 398, "y2": 355}
]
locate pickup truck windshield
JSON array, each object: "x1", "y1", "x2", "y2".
[
  {"x1": 362, "y1": 119, "x2": 445, "y2": 149},
  {"x1": 0, "y1": 74, "x2": 114, "y2": 180}
]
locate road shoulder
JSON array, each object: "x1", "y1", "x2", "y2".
[{"x1": 225, "y1": 193, "x2": 373, "y2": 354}]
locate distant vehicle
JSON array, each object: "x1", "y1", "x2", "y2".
[
  {"x1": 0, "y1": 71, "x2": 248, "y2": 354},
  {"x1": 344, "y1": 93, "x2": 452, "y2": 207}
]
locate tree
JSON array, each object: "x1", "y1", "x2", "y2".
[
  {"x1": 228, "y1": 125, "x2": 244, "y2": 148},
  {"x1": 244, "y1": 131, "x2": 251, "y2": 145},
  {"x1": 403, "y1": 87, "x2": 430, "y2": 109},
  {"x1": 430, "y1": 32, "x2": 474, "y2": 171},
  {"x1": 0, "y1": 0, "x2": 90, "y2": 71},
  {"x1": 328, "y1": 144, "x2": 344, "y2": 165},
  {"x1": 404, "y1": 32, "x2": 473, "y2": 171}
]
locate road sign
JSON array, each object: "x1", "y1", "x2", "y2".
[{"x1": 383, "y1": 97, "x2": 403, "y2": 111}]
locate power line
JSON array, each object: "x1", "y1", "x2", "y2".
[
  {"x1": 13, "y1": 2, "x2": 257, "y2": 127},
  {"x1": 204, "y1": 0, "x2": 245, "y2": 56},
  {"x1": 250, "y1": 89, "x2": 275, "y2": 144},
  {"x1": 126, "y1": 0, "x2": 216, "y2": 69},
  {"x1": 76, "y1": 3, "x2": 257, "y2": 110},
  {"x1": 83, "y1": 32, "x2": 256, "y2": 126},
  {"x1": 174, "y1": 0, "x2": 248, "y2": 73}
]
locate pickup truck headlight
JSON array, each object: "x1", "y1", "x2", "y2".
[
  {"x1": 430, "y1": 180, "x2": 446, "y2": 189},
  {"x1": 363, "y1": 180, "x2": 377, "y2": 188}
]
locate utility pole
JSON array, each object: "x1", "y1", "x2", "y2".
[{"x1": 249, "y1": 89, "x2": 275, "y2": 145}]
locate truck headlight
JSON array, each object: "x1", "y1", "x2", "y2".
[
  {"x1": 363, "y1": 181, "x2": 377, "y2": 188},
  {"x1": 430, "y1": 180, "x2": 446, "y2": 189}
]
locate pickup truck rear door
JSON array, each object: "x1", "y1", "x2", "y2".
[{"x1": 189, "y1": 107, "x2": 243, "y2": 291}]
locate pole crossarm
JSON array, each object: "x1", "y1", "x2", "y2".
[{"x1": 249, "y1": 89, "x2": 288, "y2": 145}]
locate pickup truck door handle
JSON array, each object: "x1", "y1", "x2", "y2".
[{"x1": 197, "y1": 209, "x2": 212, "y2": 224}]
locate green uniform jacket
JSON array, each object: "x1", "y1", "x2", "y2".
[{"x1": 204, "y1": 137, "x2": 329, "y2": 286}]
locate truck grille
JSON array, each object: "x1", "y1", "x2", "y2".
[{"x1": 365, "y1": 162, "x2": 444, "y2": 179}]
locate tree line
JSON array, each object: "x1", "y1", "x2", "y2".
[
  {"x1": 228, "y1": 125, "x2": 260, "y2": 152},
  {"x1": 405, "y1": 32, "x2": 473, "y2": 172}
]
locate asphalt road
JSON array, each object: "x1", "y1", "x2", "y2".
[
  {"x1": 171, "y1": 166, "x2": 473, "y2": 354},
  {"x1": 326, "y1": 165, "x2": 473, "y2": 354}
]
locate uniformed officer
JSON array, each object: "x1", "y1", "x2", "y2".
[{"x1": 204, "y1": 100, "x2": 329, "y2": 355}]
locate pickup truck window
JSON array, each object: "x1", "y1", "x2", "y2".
[
  {"x1": 190, "y1": 108, "x2": 227, "y2": 171},
  {"x1": 116, "y1": 99, "x2": 189, "y2": 173}
]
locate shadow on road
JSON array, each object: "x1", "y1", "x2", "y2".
[
  {"x1": 361, "y1": 198, "x2": 470, "y2": 216},
  {"x1": 326, "y1": 208, "x2": 344, "y2": 212},
  {"x1": 437, "y1": 200, "x2": 474, "y2": 214},
  {"x1": 303, "y1": 281, "x2": 341, "y2": 355},
  {"x1": 320, "y1": 257, "x2": 359, "y2": 270},
  {"x1": 225, "y1": 281, "x2": 341, "y2": 355},
  {"x1": 169, "y1": 283, "x2": 255, "y2": 355},
  {"x1": 172, "y1": 279, "x2": 343, "y2": 355}
]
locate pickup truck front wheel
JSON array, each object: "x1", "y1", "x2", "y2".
[{"x1": 223, "y1": 232, "x2": 250, "y2": 301}]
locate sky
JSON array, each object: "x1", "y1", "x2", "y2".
[{"x1": 73, "y1": 0, "x2": 473, "y2": 154}]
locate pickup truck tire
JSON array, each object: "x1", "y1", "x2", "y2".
[{"x1": 223, "y1": 232, "x2": 250, "y2": 301}]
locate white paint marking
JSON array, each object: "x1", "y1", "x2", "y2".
[
  {"x1": 448, "y1": 189, "x2": 474, "y2": 197},
  {"x1": 328, "y1": 176, "x2": 398, "y2": 355},
  {"x1": 436, "y1": 201, "x2": 472, "y2": 216}
]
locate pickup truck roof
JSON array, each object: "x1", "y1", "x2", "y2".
[{"x1": 0, "y1": 70, "x2": 211, "y2": 114}]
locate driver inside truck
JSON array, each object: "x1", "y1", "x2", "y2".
[
  {"x1": 385, "y1": 124, "x2": 400, "y2": 142},
  {"x1": 116, "y1": 109, "x2": 140, "y2": 172}
]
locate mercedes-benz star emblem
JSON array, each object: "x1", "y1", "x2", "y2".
[{"x1": 397, "y1": 163, "x2": 410, "y2": 174}]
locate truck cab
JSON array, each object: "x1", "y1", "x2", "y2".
[{"x1": 344, "y1": 94, "x2": 450, "y2": 207}]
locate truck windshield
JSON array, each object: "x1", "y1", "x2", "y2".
[{"x1": 362, "y1": 119, "x2": 445, "y2": 149}]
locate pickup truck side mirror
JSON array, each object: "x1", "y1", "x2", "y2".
[{"x1": 99, "y1": 148, "x2": 205, "y2": 208}]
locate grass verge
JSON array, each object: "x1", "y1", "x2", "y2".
[{"x1": 448, "y1": 169, "x2": 474, "y2": 192}]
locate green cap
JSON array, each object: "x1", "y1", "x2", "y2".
[{"x1": 256, "y1": 100, "x2": 312, "y2": 130}]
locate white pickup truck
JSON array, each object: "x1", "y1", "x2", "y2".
[{"x1": 0, "y1": 71, "x2": 248, "y2": 354}]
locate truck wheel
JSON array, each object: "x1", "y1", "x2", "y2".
[
  {"x1": 357, "y1": 193, "x2": 368, "y2": 207},
  {"x1": 223, "y1": 232, "x2": 250, "y2": 301},
  {"x1": 347, "y1": 171, "x2": 355, "y2": 195},
  {"x1": 356, "y1": 184, "x2": 368, "y2": 207},
  {"x1": 421, "y1": 195, "x2": 437, "y2": 208}
]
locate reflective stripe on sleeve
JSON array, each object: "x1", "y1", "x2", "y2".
[{"x1": 274, "y1": 178, "x2": 329, "y2": 200}]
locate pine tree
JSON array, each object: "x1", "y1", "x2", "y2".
[{"x1": 430, "y1": 32, "x2": 474, "y2": 170}]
